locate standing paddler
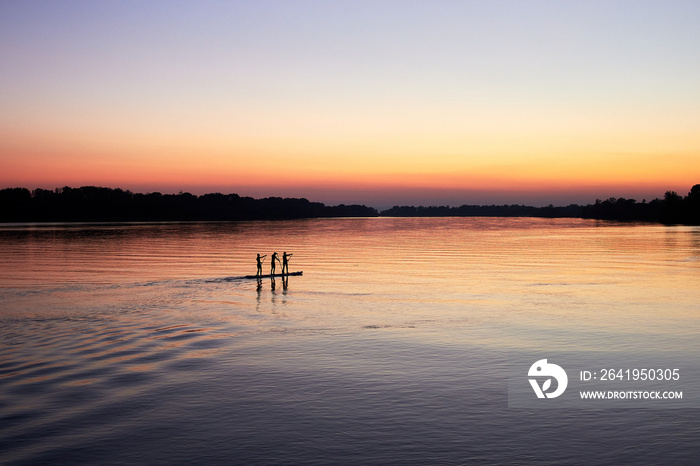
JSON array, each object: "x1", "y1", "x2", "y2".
[
  {"x1": 270, "y1": 252, "x2": 281, "y2": 275},
  {"x1": 256, "y1": 253, "x2": 267, "y2": 277},
  {"x1": 282, "y1": 252, "x2": 293, "y2": 275}
]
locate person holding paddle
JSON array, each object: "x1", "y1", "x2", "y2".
[
  {"x1": 256, "y1": 253, "x2": 267, "y2": 277},
  {"x1": 282, "y1": 252, "x2": 293, "y2": 275},
  {"x1": 270, "y1": 252, "x2": 281, "y2": 275}
]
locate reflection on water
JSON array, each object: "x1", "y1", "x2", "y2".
[{"x1": 1, "y1": 218, "x2": 699, "y2": 464}]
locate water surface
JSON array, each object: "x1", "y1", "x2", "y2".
[{"x1": 1, "y1": 218, "x2": 699, "y2": 464}]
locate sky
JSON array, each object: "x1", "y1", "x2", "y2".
[{"x1": 1, "y1": 0, "x2": 699, "y2": 208}]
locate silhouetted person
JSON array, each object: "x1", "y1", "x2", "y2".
[
  {"x1": 256, "y1": 254, "x2": 267, "y2": 276},
  {"x1": 282, "y1": 252, "x2": 293, "y2": 275},
  {"x1": 271, "y1": 252, "x2": 280, "y2": 275}
]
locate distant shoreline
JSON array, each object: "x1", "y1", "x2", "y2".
[
  {"x1": 1, "y1": 185, "x2": 698, "y2": 225},
  {"x1": 0, "y1": 186, "x2": 378, "y2": 223}
]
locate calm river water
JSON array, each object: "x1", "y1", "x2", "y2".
[{"x1": 1, "y1": 218, "x2": 699, "y2": 465}]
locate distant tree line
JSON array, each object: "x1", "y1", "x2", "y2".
[
  {"x1": 380, "y1": 184, "x2": 700, "y2": 225},
  {"x1": 1, "y1": 185, "x2": 698, "y2": 224},
  {"x1": 579, "y1": 186, "x2": 700, "y2": 224},
  {"x1": 0, "y1": 186, "x2": 378, "y2": 222},
  {"x1": 380, "y1": 204, "x2": 582, "y2": 218}
]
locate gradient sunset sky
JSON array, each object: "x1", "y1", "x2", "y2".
[{"x1": 1, "y1": 1, "x2": 699, "y2": 208}]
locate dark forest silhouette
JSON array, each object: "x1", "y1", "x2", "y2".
[
  {"x1": 0, "y1": 184, "x2": 698, "y2": 225},
  {"x1": 380, "y1": 203, "x2": 582, "y2": 218},
  {"x1": 380, "y1": 185, "x2": 700, "y2": 225},
  {"x1": 0, "y1": 186, "x2": 378, "y2": 222}
]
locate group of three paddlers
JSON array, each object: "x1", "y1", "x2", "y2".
[{"x1": 256, "y1": 251, "x2": 293, "y2": 276}]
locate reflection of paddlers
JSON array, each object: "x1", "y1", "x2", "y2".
[
  {"x1": 256, "y1": 254, "x2": 267, "y2": 276},
  {"x1": 282, "y1": 252, "x2": 293, "y2": 275},
  {"x1": 270, "y1": 252, "x2": 281, "y2": 275}
]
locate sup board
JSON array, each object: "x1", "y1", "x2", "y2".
[{"x1": 243, "y1": 271, "x2": 303, "y2": 279}]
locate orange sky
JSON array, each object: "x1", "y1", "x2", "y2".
[{"x1": 2, "y1": 2, "x2": 699, "y2": 207}]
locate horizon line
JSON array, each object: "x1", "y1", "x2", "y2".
[{"x1": 3, "y1": 184, "x2": 697, "y2": 211}]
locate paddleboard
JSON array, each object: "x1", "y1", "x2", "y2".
[{"x1": 243, "y1": 271, "x2": 303, "y2": 279}]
